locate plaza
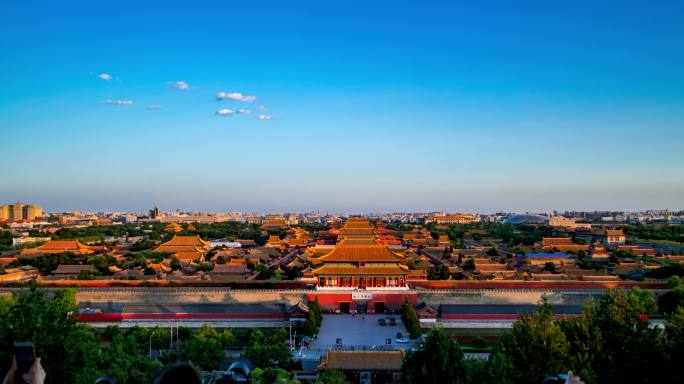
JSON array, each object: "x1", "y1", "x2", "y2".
[{"x1": 309, "y1": 314, "x2": 418, "y2": 351}]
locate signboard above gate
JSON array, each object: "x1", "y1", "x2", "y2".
[{"x1": 352, "y1": 292, "x2": 373, "y2": 301}]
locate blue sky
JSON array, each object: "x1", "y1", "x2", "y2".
[{"x1": 1, "y1": 0, "x2": 683, "y2": 213}]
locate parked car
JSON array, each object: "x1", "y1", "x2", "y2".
[
  {"x1": 396, "y1": 337, "x2": 409, "y2": 344},
  {"x1": 378, "y1": 318, "x2": 387, "y2": 326},
  {"x1": 78, "y1": 308, "x2": 103, "y2": 314},
  {"x1": 389, "y1": 317, "x2": 397, "y2": 326}
]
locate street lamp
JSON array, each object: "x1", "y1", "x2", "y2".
[
  {"x1": 148, "y1": 331, "x2": 155, "y2": 359},
  {"x1": 169, "y1": 321, "x2": 173, "y2": 350}
]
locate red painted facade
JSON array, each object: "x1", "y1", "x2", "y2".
[
  {"x1": 75, "y1": 312, "x2": 289, "y2": 322},
  {"x1": 306, "y1": 292, "x2": 417, "y2": 313},
  {"x1": 440, "y1": 313, "x2": 578, "y2": 320},
  {"x1": 410, "y1": 281, "x2": 668, "y2": 290},
  {"x1": 317, "y1": 276, "x2": 406, "y2": 288}
]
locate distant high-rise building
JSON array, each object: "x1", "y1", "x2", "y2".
[
  {"x1": 0, "y1": 202, "x2": 43, "y2": 221},
  {"x1": 149, "y1": 206, "x2": 161, "y2": 219},
  {"x1": 425, "y1": 213, "x2": 480, "y2": 225},
  {"x1": 548, "y1": 216, "x2": 591, "y2": 229}
]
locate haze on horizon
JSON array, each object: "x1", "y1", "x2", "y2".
[{"x1": 1, "y1": 1, "x2": 683, "y2": 213}]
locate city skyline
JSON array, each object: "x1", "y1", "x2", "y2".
[
  {"x1": 1, "y1": 200, "x2": 682, "y2": 217},
  {"x1": 2, "y1": 1, "x2": 683, "y2": 212}
]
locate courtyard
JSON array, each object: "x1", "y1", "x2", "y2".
[{"x1": 308, "y1": 314, "x2": 418, "y2": 351}]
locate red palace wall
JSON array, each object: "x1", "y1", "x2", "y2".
[
  {"x1": 410, "y1": 281, "x2": 668, "y2": 290},
  {"x1": 74, "y1": 313, "x2": 288, "y2": 322},
  {"x1": 306, "y1": 291, "x2": 417, "y2": 313},
  {"x1": 440, "y1": 314, "x2": 578, "y2": 320}
]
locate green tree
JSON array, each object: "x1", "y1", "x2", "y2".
[
  {"x1": 220, "y1": 328, "x2": 236, "y2": 347},
  {"x1": 286, "y1": 266, "x2": 303, "y2": 279},
  {"x1": 177, "y1": 326, "x2": 193, "y2": 342},
  {"x1": 647, "y1": 263, "x2": 684, "y2": 279},
  {"x1": 129, "y1": 239, "x2": 156, "y2": 251},
  {"x1": 463, "y1": 359, "x2": 491, "y2": 384},
  {"x1": 428, "y1": 264, "x2": 451, "y2": 280},
  {"x1": 558, "y1": 306, "x2": 603, "y2": 384},
  {"x1": 312, "y1": 297, "x2": 322, "y2": 326},
  {"x1": 1, "y1": 288, "x2": 80, "y2": 382},
  {"x1": 62, "y1": 327, "x2": 102, "y2": 384},
  {"x1": 100, "y1": 331, "x2": 164, "y2": 384},
  {"x1": 490, "y1": 301, "x2": 569, "y2": 384},
  {"x1": 184, "y1": 325, "x2": 227, "y2": 371},
  {"x1": 304, "y1": 310, "x2": 318, "y2": 337},
  {"x1": 659, "y1": 276, "x2": 684, "y2": 314},
  {"x1": 103, "y1": 325, "x2": 122, "y2": 341},
  {"x1": 77, "y1": 269, "x2": 95, "y2": 280},
  {"x1": 590, "y1": 289, "x2": 663, "y2": 384},
  {"x1": 471, "y1": 336, "x2": 487, "y2": 350},
  {"x1": 0, "y1": 288, "x2": 165, "y2": 384},
  {"x1": 245, "y1": 328, "x2": 292, "y2": 368},
  {"x1": 401, "y1": 300, "x2": 421, "y2": 339},
  {"x1": 256, "y1": 263, "x2": 273, "y2": 279},
  {"x1": 195, "y1": 263, "x2": 214, "y2": 272},
  {"x1": 400, "y1": 328, "x2": 466, "y2": 384},
  {"x1": 486, "y1": 347, "x2": 516, "y2": 384},
  {"x1": 316, "y1": 369, "x2": 350, "y2": 384},
  {"x1": 251, "y1": 367, "x2": 295, "y2": 384},
  {"x1": 304, "y1": 298, "x2": 323, "y2": 336},
  {"x1": 21, "y1": 252, "x2": 77, "y2": 274},
  {"x1": 130, "y1": 254, "x2": 148, "y2": 269},
  {"x1": 83, "y1": 254, "x2": 113, "y2": 274},
  {"x1": 544, "y1": 262, "x2": 557, "y2": 273},
  {"x1": 662, "y1": 307, "x2": 684, "y2": 382},
  {"x1": 629, "y1": 286, "x2": 657, "y2": 314},
  {"x1": 170, "y1": 257, "x2": 181, "y2": 270},
  {"x1": 0, "y1": 295, "x2": 17, "y2": 367}
]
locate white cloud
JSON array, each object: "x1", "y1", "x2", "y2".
[
  {"x1": 171, "y1": 81, "x2": 189, "y2": 90},
  {"x1": 145, "y1": 104, "x2": 162, "y2": 110},
  {"x1": 103, "y1": 99, "x2": 133, "y2": 105},
  {"x1": 258, "y1": 114, "x2": 272, "y2": 120},
  {"x1": 98, "y1": 73, "x2": 112, "y2": 81},
  {"x1": 215, "y1": 92, "x2": 256, "y2": 102},
  {"x1": 216, "y1": 108, "x2": 235, "y2": 116},
  {"x1": 237, "y1": 109, "x2": 251, "y2": 114},
  {"x1": 257, "y1": 105, "x2": 266, "y2": 110}
]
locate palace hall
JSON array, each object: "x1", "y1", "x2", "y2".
[{"x1": 309, "y1": 218, "x2": 423, "y2": 290}]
